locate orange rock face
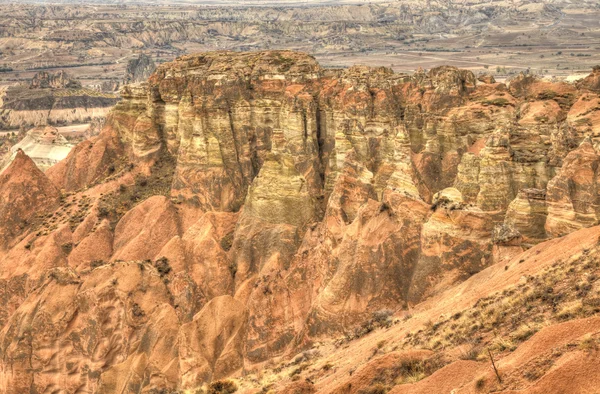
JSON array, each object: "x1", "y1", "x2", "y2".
[
  {"x1": 2, "y1": 52, "x2": 600, "y2": 393},
  {"x1": 0, "y1": 149, "x2": 60, "y2": 250}
]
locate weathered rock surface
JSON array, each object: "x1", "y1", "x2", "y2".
[
  {"x1": 124, "y1": 53, "x2": 157, "y2": 85},
  {"x1": 504, "y1": 188, "x2": 548, "y2": 244},
  {"x1": 0, "y1": 149, "x2": 59, "y2": 250},
  {"x1": 0, "y1": 76, "x2": 118, "y2": 130},
  {"x1": 178, "y1": 295, "x2": 247, "y2": 388},
  {"x1": 30, "y1": 70, "x2": 82, "y2": 90},
  {"x1": 545, "y1": 138, "x2": 600, "y2": 237},
  {"x1": 45, "y1": 120, "x2": 124, "y2": 191},
  {"x1": 0, "y1": 125, "x2": 73, "y2": 172},
  {"x1": 3, "y1": 52, "x2": 600, "y2": 393}
]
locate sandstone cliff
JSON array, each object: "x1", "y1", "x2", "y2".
[{"x1": 2, "y1": 51, "x2": 600, "y2": 393}]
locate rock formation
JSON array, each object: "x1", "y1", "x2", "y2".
[
  {"x1": 30, "y1": 70, "x2": 82, "y2": 90},
  {"x1": 124, "y1": 53, "x2": 157, "y2": 85},
  {"x1": 0, "y1": 149, "x2": 59, "y2": 249},
  {"x1": 0, "y1": 126, "x2": 73, "y2": 172},
  {"x1": 2, "y1": 52, "x2": 600, "y2": 393},
  {"x1": 545, "y1": 138, "x2": 600, "y2": 237},
  {"x1": 0, "y1": 75, "x2": 118, "y2": 131}
]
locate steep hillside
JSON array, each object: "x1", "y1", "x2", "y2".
[{"x1": 1, "y1": 51, "x2": 600, "y2": 393}]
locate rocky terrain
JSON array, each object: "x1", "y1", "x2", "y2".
[
  {"x1": 124, "y1": 54, "x2": 157, "y2": 86},
  {"x1": 30, "y1": 70, "x2": 82, "y2": 90},
  {"x1": 1, "y1": 50, "x2": 600, "y2": 393},
  {"x1": 0, "y1": 125, "x2": 74, "y2": 172},
  {"x1": 0, "y1": 71, "x2": 118, "y2": 131},
  {"x1": 0, "y1": 0, "x2": 599, "y2": 92}
]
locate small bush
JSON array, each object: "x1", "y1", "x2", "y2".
[
  {"x1": 459, "y1": 344, "x2": 480, "y2": 361},
  {"x1": 208, "y1": 380, "x2": 237, "y2": 394},
  {"x1": 372, "y1": 309, "x2": 394, "y2": 325},
  {"x1": 154, "y1": 257, "x2": 171, "y2": 277},
  {"x1": 475, "y1": 377, "x2": 486, "y2": 390},
  {"x1": 579, "y1": 336, "x2": 598, "y2": 352},
  {"x1": 220, "y1": 232, "x2": 234, "y2": 251},
  {"x1": 228, "y1": 261, "x2": 237, "y2": 278},
  {"x1": 511, "y1": 324, "x2": 538, "y2": 342},
  {"x1": 97, "y1": 204, "x2": 111, "y2": 218},
  {"x1": 289, "y1": 363, "x2": 308, "y2": 377},
  {"x1": 135, "y1": 175, "x2": 148, "y2": 187},
  {"x1": 489, "y1": 337, "x2": 516, "y2": 353},
  {"x1": 131, "y1": 303, "x2": 145, "y2": 317},
  {"x1": 90, "y1": 260, "x2": 105, "y2": 269},
  {"x1": 61, "y1": 242, "x2": 73, "y2": 255}
]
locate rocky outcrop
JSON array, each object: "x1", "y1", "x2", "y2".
[
  {"x1": 111, "y1": 195, "x2": 182, "y2": 261},
  {"x1": 545, "y1": 138, "x2": 600, "y2": 237},
  {"x1": 504, "y1": 188, "x2": 548, "y2": 244},
  {"x1": 0, "y1": 126, "x2": 73, "y2": 172},
  {"x1": 178, "y1": 296, "x2": 247, "y2": 388},
  {"x1": 567, "y1": 92, "x2": 600, "y2": 141},
  {"x1": 0, "y1": 262, "x2": 177, "y2": 394},
  {"x1": 409, "y1": 188, "x2": 494, "y2": 301},
  {"x1": 100, "y1": 80, "x2": 121, "y2": 93},
  {"x1": 0, "y1": 80, "x2": 118, "y2": 131},
  {"x1": 45, "y1": 118, "x2": 124, "y2": 191},
  {"x1": 3, "y1": 53, "x2": 600, "y2": 392},
  {"x1": 124, "y1": 53, "x2": 156, "y2": 85},
  {"x1": 475, "y1": 131, "x2": 517, "y2": 212},
  {"x1": 477, "y1": 74, "x2": 496, "y2": 84},
  {"x1": 29, "y1": 70, "x2": 81, "y2": 89},
  {"x1": 509, "y1": 73, "x2": 577, "y2": 106},
  {"x1": 578, "y1": 65, "x2": 600, "y2": 93},
  {"x1": 0, "y1": 150, "x2": 59, "y2": 250}
]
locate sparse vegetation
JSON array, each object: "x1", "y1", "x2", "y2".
[
  {"x1": 154, "y1": 257, "x2": 172, "y2": 277},
  {"x1": 207, "y1": 380, "x2": 238, "y2": 394},
  {"x1": 403, "y1": 248, "x2": 600, "y2": 356},
  {"x1": 368, "y1": 354, "x2": 447, "y2": 391},
  {"x1": 61, "y1": 242, "x2": 74, "y2": 255},
  {"x1": 90, "y1": 260, "x2": 106, "y2": 269},
  {"x1": 475, "y1": 376, "x2": 486, "y2": 390},
  {"x1": 579, "y1": 335, "x2": 599, "y2": 352},
  {"x1": 220, "y1": 232, "x2": 234, "y2": 251},
  {"x1": 96, "y1": 152, "x2": 176, "y2": 227},
  {"x1": 131, "y1": 302, "x2": 145, "y2": 317},
  {"x1": 344, "y1": 309, "x2": 396, "y2": 341}
]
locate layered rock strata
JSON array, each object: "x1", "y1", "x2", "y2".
[
  {"x1": 2, "y1": 51, "x2": 600, "y2": 392},
  {"x1": 0, "y1": 125, "x2": 74, "y2": 172}
]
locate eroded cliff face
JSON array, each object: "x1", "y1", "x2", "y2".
[
  {"x1": 2, "y1": 51, "x2": 600, "y2": 393},
  {"x1": 0, "y1": 74, "x2": 118, "y2": 130}
]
